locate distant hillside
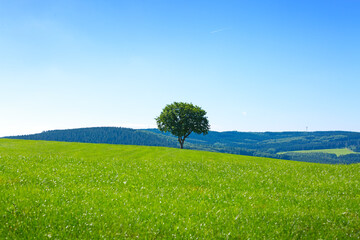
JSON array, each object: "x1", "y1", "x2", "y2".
[
  {"x1": 146, "y1": 128, "x2": 358, "y2": 147},
  {"x1": 5, "y1": 127, "x2": 179, "y2": 148},
  {"x1": 5, "y1": 127, "x2": 360, "y2": 164},
  {"x1": 162, "y1": 129, "x2": 360, "y2": 151}
]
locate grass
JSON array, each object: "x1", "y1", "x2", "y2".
[
  {"x1": 280, "y1": 148, "x2": 358, "y2": 156},
  {"x1": 1, "y1": 139, "x2": 360, "y2": 239}
]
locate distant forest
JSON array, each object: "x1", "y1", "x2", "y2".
[{"x1": 5, "y1": 127, "x2": 360, "y2": 164}]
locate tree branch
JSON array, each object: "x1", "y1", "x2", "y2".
[{"x1": 185, "y1": 130, "x2": 192, "y2": 138}]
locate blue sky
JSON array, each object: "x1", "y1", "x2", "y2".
[{"x1": 1, "y1": 0, "x2": 360, "y2": 136}]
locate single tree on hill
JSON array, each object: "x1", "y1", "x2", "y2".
[{"x1": 156, "y1": 102, "x2": 210, "y2": 149}]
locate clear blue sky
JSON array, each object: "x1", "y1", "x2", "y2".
[{"x1": 1, "y1": 0, "x2": 360, "y2": 136}]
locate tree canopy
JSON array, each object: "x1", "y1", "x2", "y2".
[{"x1": 156, "y1": 102, "x2": 210, "y2": 149}]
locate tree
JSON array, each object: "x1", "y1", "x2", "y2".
[{"x1": 156, "y1": 102, "x2": 210, "y2": 149}]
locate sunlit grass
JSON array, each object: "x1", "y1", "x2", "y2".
[
  {"x1": 1, "y1": 139, "x2": 359, "y2": 239},
  {"x1": 280, "y1": 148, "x2": 358, "y2": 156}
]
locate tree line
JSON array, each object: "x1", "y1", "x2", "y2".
[{"x1": 5, "y1": 127, "x2": 360, "y2": 164}]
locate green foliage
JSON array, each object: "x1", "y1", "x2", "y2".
[
  {"x1": 1, "y1": 139, "x2": 360, "y2": 239},
  {"x1": 354, "y1": 145, "x2": 360, "y2": 152},
  {"x1": 5, "y1": 127, "x2": 179, "y2": 148},
  {"x1": 278, "y1": 148, "x2": 360, "y2": 164},
  {"x1": 156, "y1": 102, "x2": 210, "y2": 149},
  {"x1": 6, "y1": 128, "x2": 360, "y2": 164},
  {"x1": 282, "y1": 148, "x2": 359, "y2": 157},
  {"x1": 280, "y1": 152, "x2": 360, "y2": 164}
]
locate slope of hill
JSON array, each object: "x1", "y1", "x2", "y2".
[
  {"x1": 6, "y1": 127, "x2": 179, "y2": 148},
  {"x1": 0, "y1": 139, "x2": 359, "y2": 239},
  {"x1": 281, "y1": 148, "x2": 359, "y2": 157},
  {"x1": 5, "y1": 127, "x2": 360, "y2": 164},
  {"x1": 146, "y1": 128, "x2": 360, "y2": 152}
]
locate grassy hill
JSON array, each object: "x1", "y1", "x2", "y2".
[
  {"x1": 6, "y1": 127, "x2": 360, "y2": 164},
  {"x1": 5, "y1": 127, "x2": 180, "y2": 148},
  {"x1": 1, "y1": 139, "x2": 359, "y2": 239},
  {"x1": 281, "y1": 148, "x2": 359, "y2": 157}
]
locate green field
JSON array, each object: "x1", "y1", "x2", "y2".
[
  {"x1": 1, "y1": 139, "x2": 359, "y2": 239},
  {"x1": 281, "y1": 148, "x2": 358, "y2": 157}
]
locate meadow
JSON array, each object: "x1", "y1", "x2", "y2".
[
  {"x1": 281, "y1": 148, "x2": 358, "y2": 156},
  {"x1": 1, "y1": 139, "x2": 359, "y2": 239}
]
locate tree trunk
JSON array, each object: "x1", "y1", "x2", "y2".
[{"x1": 178, "y1": 137, "x2": 184, "y2": 149}]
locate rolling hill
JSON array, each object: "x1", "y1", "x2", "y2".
[
  {"x1": 280, "y1": 148, "x2": 360, "y2": 157},
  {"x1": 4, "y1": 127, "x2": 178, "y2": 147},
  {"x1": 5, "y1": 127, "x2": 360, "y2": 164},
  {"x1": 1, "y1": 139, "x2": 359, "y2": 239}
]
